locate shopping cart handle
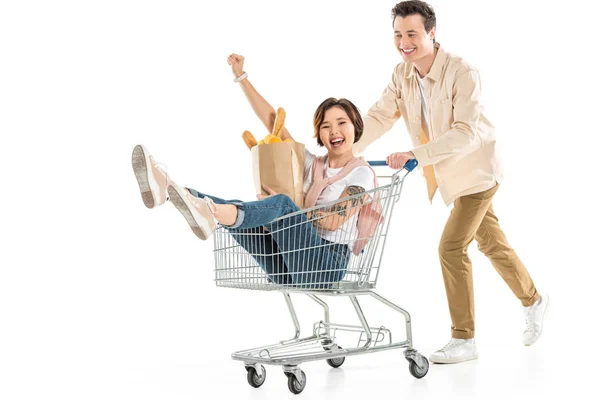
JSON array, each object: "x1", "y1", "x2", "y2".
[{"x1": 368, "y1": 159, "x2": 418, "y2": 171}]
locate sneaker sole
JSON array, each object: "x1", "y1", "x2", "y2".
[
  {"x1": 525, "y1": 294, "x2": 550, "y2": 346},
  {"x1": 429, "y1": 354, "x2": 479, "y2": 364},
  {"x1": 131, "y1": 145, "x2": 155, "y2": 209},
  {"x1": 167, "y1": 185, "x2": 213, "y2": 240}
]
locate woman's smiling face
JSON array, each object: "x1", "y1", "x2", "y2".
[{"x1": 318, "y1": 106, "x2": 355, "y2": 157}]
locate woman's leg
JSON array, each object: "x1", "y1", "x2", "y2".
[
  {"x1": 223, "y1": 194, "x2": 305, "y2": 230},
  {"x1": 239, "y1": 195, "x2": 351, "y2": 288},
  {"x1": 224, "y1": 227, "x2": 291, "y2": 285},
  {"x1": 187, "y1": 189, "x2": 291, "y2": 284},
  {"x1": 186, "y1": 188, "x2": 242, "y2": 205},
  {"x1": 176, "y1": 191, "x2": 349, "y2": 286},
  {"x1": 270, "y1": 220, "x2": 350, "y2": 288}
]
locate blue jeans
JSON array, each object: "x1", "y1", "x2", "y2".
[{"x1": 187, "y1": 189, "x2": 350, "y2": 288}]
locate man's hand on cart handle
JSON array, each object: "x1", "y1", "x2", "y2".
[
  {"x1": 386, "y1": 151, "x2": 416, "y2": 170},
  {"x1": 257, "y1": 184, "x2": 278, "y2": 200}
]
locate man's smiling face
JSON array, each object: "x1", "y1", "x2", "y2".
[{"x1": 394, "y1": 14, "x2": 436, "y2": 63}]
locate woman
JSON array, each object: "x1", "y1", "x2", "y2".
[{"x1": 131, "y1": 54, "x2": 377, "y2": 288}]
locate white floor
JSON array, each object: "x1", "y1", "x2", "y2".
[
  {"x1": 113, "y1": 344, "x2": 563, "y2": 400},
  {"x1": 31, "y1": 338, "x2": 583, "y2": 400},
  {"x1": 1, "y1": 282, "x2": 593, "y2": 400}
]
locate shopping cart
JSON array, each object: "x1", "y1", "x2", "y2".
[{"x1": 212, "y1": 159, "x2": 428, "y2": 394}]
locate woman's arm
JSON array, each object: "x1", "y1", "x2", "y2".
[
  {"x1": 228, "y1": 53, "x2": 293, "y2": 141},
  {"x1": 308, "y1": 185, "x2": 370, "y2": 231}
]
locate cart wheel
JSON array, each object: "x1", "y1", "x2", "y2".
[
  {"x1": 408, "y1": 357, "x2": 429, "y2": 379},
  {"x1": 325, "y1": 346, "x2": 345, "y2": 368},
  {"x1": 286, "y1": 370, "x2": 306, "y2": 394},
  {"x1": 246, "y1": 365, "x2": 266, "y2": 388}
]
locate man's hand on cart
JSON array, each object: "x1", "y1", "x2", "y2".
[{"x1": 386, "y1": 151, "x2": 415, "y2": 170}]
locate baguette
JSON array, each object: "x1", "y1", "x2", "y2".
[
  {"x1": 272, "y1": 107, "x2": 286, "y2": 138},
  {"x1": 242, "y1": 130, "x2": 258, "y2": 150}
]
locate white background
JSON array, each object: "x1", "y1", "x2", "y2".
[{"x1": 1, "y1": 0, "x2": 599, "y2": 399}]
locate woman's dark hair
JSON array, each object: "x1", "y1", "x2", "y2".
[{"x1": 313, "y1": 98, "x2": 363, "y2": 147}]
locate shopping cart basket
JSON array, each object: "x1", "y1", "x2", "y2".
[{"x1": 212, "y1": 159, "x2": 428, "y2": 394}]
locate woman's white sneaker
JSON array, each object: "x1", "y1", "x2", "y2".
[
  {"x1": 429, "y1": 338, "x2": 478, "y2": 364},
  {"x1": 167, "y1": 183, "x2": 217, "y2": 240},
  {"x1": 132, "y1": 144, "x2": 169, "y2": 208},
  {"x1": 523, "y1": 293, "x2": 550, "y2": 346}
]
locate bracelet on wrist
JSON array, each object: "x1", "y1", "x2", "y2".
[{"x1": 233, "y1": 72, "x2": 248, "y2": 83}]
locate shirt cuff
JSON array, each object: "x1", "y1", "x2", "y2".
[{"x1": 411, "y1": 145, "x2": 431, "y2": 166}]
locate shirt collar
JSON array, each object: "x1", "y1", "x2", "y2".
[{"x1": 407, "y1": 42, "x2": 447, "y2": 82}]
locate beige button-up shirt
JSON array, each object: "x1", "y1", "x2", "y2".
[{"x1": 353, "y1": 43, "x2": 503, "y2": 206}]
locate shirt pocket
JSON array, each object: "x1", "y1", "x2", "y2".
[
  {"x1": 433, "y1": 97, "x2": 453, "y2": 136},
  {"x1": 395, "y1": 97, "x2": 407, "y2": 120}
]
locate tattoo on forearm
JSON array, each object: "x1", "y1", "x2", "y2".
[
  {"x1": 330, "y1": 203, "x2": 348, "y2": 217},
  {"x1": 310, "y1": 211, "x2": 323, "y2": 220},
  {"x1": 309, "y1": 210, "x2": 323, "y2": 228},
  {"x1": 346, "y1": 186, "x2": 366, "y2": 207},
  {"x1": 308, "y1": 186, "x2": 365, "y2": 229}
]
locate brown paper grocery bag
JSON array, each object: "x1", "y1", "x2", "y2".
[{"x1": 251, "y1": 141, "x2": 305, "y2": 208}]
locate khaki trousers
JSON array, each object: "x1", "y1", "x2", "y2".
[{"x1": 439, "y1": 184, "x2": 539, "y2": 339}]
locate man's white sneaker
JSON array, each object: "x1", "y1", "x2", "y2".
[
  {"x1": 523, "y1": 293, "x2": 550, "y2": 346},
  {"x1": 167, "y1": 183, "x2": 217, "y2": 240},
  {"x1": 429, "y1": 338, "x2": 478, "y2": 364},
  {"x1": 132, "y1": 144, "x2": 169, "y2": 208}
]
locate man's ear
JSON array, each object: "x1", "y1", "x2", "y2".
[{"x1": 429, "y1": 26, "x2": 436, "y2": 41}]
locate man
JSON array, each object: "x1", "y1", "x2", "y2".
[{"x1": 353, "y1": 0, "x2": 549, "y2": 364}]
